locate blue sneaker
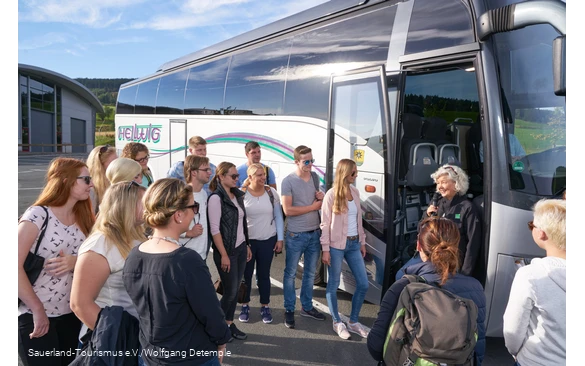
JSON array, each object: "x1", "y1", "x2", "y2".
[
  {"x1": 260, "y1": 306, "x2": 273, "y2": 324},
  {"x1": 238, "y1": 305, "x2": 250, "y2": 323}
]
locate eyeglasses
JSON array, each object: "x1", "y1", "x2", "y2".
[
  {"x1": 229, "y1": 174, "x2": 240, "y2": 180},
  {"x1": 444, "y1": 166, "x2": 458, "y2": 176},
  {"x1": 135, "y1": 155, "x2": 150, "y2": 163},
  {"x1": 126, "y1": 180, "x2": 140, "y2": 191},
  {"x1": 302, "y1": 159, "x2": 315, "y2": 166},
  {"x1": 527, "y1": 221, "x2": 537, "y2": 231},
  {"x1": 195, "y1": 168, "x2": 212, "y2": 173},
  {"x1": 185, "y1": 202, "x2": 200, "y2": 214},
  {"x1": 99, "y1": 144, "x2": 110, "y2": 156},
  {"x1": 77, "y1": 176, "x2": 92, "y2": 185}
]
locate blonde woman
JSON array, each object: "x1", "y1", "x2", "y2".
[
  {"x1": 123, "y1": 179, "x2": 230, "y2": 365},
  {"x1": 87, "y1": 144, "x2": 117, "y2": 213},
  {"x1": 106, "y1": 157, "x2": 143, "y2": 185},
  {"x1": 121, "y1": 142, "x2": 153, "y2": 188},
  {"x1": 238, "y1": 163, "x2": 284, "y2": 324},
  {"x1": 320, "y1": 158, "x2": 369, "y2": 339},
  {"x1": 18, "y1": 157, "x2": 95, "y2": 366},
  {"x1": 70, "y1": 181, "x2": 147, "y2": 355}
]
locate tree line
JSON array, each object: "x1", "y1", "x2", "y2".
[{"x1": 75, "y1": 78, "x2": 135, "y2": 106}]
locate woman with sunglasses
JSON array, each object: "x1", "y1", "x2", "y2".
[
  {"x1": 320, "y1": 159, "x2": 369, "y2": 340},
  {"x1": 18, "y1": 157, "x2": 95, "y2": 366},
  {"x1": 396, "y1": 164, "x2": 482, "y2": 279},
  {"x1": 208, "y1": 162, "x2": 252, "y2": 341},
  {"x1": 123, "y1": 178, "x2": 231, "y2": 365},
  {"x1": 121, "y1": 142, "x2": 154, "y2": 188},
  {"x1": 238, "y1": 163, "x2": 284, "y2": 324},
  {"x1": 70, "y1": 181, "x2": 147, "y2": 364},
  {"x1": 87, "y1": 144, "x2": 117, "y2": 214},
  {"x1": 503, "y1": 199, "x2": 566, "y2": 366},
  {"x1": 368, "y1": 217, "x2": 486, "y2": 366}
]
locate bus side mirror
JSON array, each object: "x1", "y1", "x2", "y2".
[{"x1": 553, "y1": 35, "x2": 565, "y2": 96}]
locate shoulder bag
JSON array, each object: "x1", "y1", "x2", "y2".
[{"x1": 18, "y1": 206, "x2": 50, "y2": 307}]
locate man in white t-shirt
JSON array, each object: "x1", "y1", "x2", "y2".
[{"x1": 179, "y1": 155, "x2": 213, "y2": 260}]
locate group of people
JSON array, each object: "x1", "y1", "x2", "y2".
[{"x1": 17, "y1": 136, "x2": 566, "y2": 366}]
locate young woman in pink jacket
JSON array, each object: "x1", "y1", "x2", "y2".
[{"x1": 320, "y1": 158, "x2": 369, "y2": 340}]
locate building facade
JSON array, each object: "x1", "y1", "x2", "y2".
[{"x1": 18, "y1": 64, "x2": 103, "y2": 153}]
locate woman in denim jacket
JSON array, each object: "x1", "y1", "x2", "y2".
[{"x1": 320, "y1": 159, "x2": 369, "y2": 340}]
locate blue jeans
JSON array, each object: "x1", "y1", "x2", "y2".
[
  {"x1": 201, "y1": 356, "x2": 221, "y2": 365},
  {"x1": 326, "y1": 238, "x2": 369, "y2": 323},
  {"x1": 395, "y1": 252, "x2": 422, "y2": 281},
  {"x1": 243, "y1": 235, "x2": 277, "y2": 305},
  {"x1": 283, "y1": 229, "x2": 321, "y2": 312}
]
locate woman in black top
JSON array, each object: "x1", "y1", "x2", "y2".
[{"x1": 123, "y1": 178, "x2": 231, "y2": 365}]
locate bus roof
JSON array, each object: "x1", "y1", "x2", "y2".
[{"x1": 157, "y1": 0, "x2": 385, "y2": 73}]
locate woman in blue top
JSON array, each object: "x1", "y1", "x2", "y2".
[{"x1": 367, "y1": 217, "x2": 486, "y2": 366}]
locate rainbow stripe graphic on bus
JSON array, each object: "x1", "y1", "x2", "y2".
[{"x1": 205, "y1": 133, "x2": 325, "y2": 184}]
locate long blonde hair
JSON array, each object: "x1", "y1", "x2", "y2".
[
  {"x1": 87, "y1": 145, "x2": 117, "y2": 207},
  {"x1": 332, "y1": 159, "x2": 356, "y2": 214},
  {"x1": 106, "y1": 157, "x2": 142, "y2": 184},
  {"x1": 89, "y1": 181, "x2": 146, "y2": 259}
]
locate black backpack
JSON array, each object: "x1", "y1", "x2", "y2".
[{"x1": 383, "y1": 275, "x2": 478, "y2": 366}]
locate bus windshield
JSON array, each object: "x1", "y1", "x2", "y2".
[{"x1": 491, "y1": 19, "x2": 566, "y2": 196}]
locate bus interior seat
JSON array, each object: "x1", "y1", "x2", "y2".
[
  {"x1": 399, "y1": 113, "x2": 425, "y2": 179},
  {"x1": 405, "y1": 142, "x2": 438, "y2": 191},
  {"x1": 422, "y1": 116, "x2": 450, "y2": 146},
  {"x1": 438, "y1": 144, "x2": 461, "y2": 166}
]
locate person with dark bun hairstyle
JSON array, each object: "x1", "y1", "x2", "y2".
[{"x1": 368, "y1": 217, "x2": 486, "y2": 366}]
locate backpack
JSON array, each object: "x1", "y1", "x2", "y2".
[{"x1": 383, "y1": 275, "x2": 478, "y2": 366}]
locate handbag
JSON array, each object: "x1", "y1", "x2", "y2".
[
  {"x1": 214, "y1": 279, "x2": 248, "y2": 304},
  {"x1": 18, "y1": 206, "x2": 50, "y2": 307}
]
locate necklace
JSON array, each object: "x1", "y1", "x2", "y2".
[{"x1": 148, "y1": 236, "x2": 181, "y2": 246}]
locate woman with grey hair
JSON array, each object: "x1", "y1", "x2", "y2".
[{"x1": 396, "y1": 164, "x2": 482, "y2": 278}]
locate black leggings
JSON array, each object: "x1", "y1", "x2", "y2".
[
  {"x1": 18, "y1": 312, "x2": 81, "y2": 366},
  {"x1": 213, "y1": 243, "x2": 247, "y2": 322}
]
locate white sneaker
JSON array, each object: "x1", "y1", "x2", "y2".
[
  {"x1": 333, "y1": 321, "x2": 351, "y2": 340},
  {"x1": 347, "y1": 321, "x2": 369, "y2": 338}
]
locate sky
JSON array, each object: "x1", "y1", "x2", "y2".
[{"x1": 18, "y1": 0, "x2": 329, "y2": 79}]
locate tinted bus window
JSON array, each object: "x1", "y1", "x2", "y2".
[
  {"x1": 117, "y1": 85, "x2": 138, "y2": 114},
  {"x1": 285, "y1": 6, "x2": 396, "y2": 120},
  {"x1": 155, "y1": 69, "x2": 189, "y2": 115},
  {"x1": 224, "y1": 39, "x2": 292, "y2": 115},
  {"x1": 184, "y1": 58, "x2": 229, "y2": 115},
  {"x1": 406, "y1": 0, "x2": 474, "y2": 54},
  {"x1": 135, "y1": 79, "x2": 160, "y2": 115}
]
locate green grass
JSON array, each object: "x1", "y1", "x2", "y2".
[
  {"x1": 514, "y1": 119, "x2": 566, "y2": 155},
  {"x1": 95, "y1": 135, "x2": 115, "y2": 146}
]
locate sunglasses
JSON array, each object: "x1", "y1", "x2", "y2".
[
  {"x1": 350, "y1": 171, "x2": 357, "y2": 177},
  {"x1": 135, "y1": 155, "x2": 150, "y2": 163},
  {"x1": 77, "y1": 176, "x2": 92, "y2": 185},
  {"x1": 228, "y1": 173, "x2": 240, "y2": 180},
  {"x1": 444, "y1": 166, "x2": 458, "y2": 176},
  {"x1": 99, "y1": 144, "x2": 110, "y2": 156},
  {"x1": 126, "y1": 180, "x2": 140, "y2": 191},
  {"x1": 185, "y1": 202, "x2": 200, "y2": 214},
  {"x1": 527, "y1": 221, "x2": 537, "y2": 231},
  {"x1": 302, "y1": 159, "x2": 315, "y2": 166}
]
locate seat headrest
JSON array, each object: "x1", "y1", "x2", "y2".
[{"x1": 402, "y1": 113, "x2": 423, "y2": 139}]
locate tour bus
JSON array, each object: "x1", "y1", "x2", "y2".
[{"x1": 115, "y1": 0, "x2": 566, "y2": 337}]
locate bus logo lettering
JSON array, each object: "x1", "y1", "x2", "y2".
[{"x1": 117, "y1": 124, "x2": 162, "y2": 143}]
